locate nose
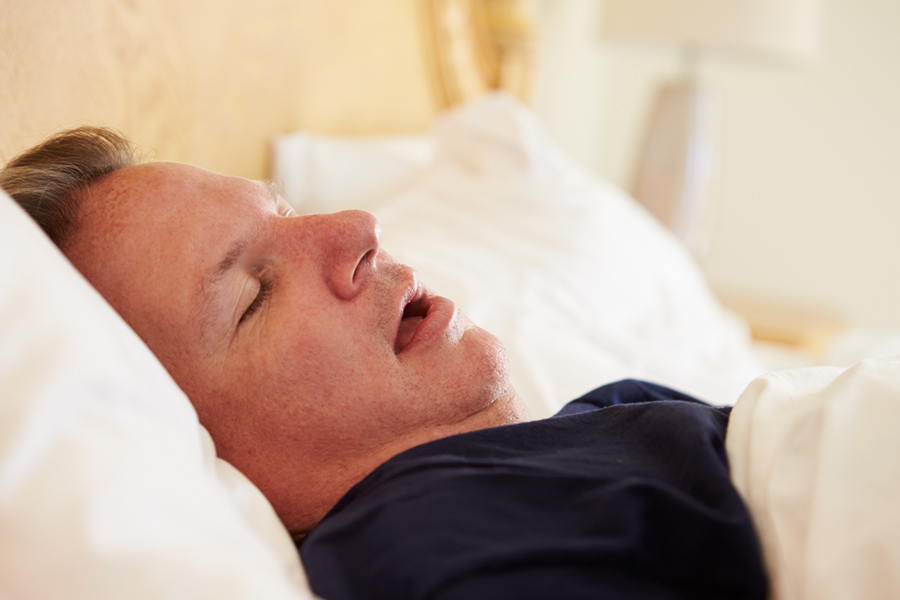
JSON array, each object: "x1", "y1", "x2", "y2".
[{"x1": 297, "y1": 210, "x2": 382, "y2": 300}]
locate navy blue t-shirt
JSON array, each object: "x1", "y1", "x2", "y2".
[{"x1": 299, "y1": 380, "x2": 767, "y2": 600}]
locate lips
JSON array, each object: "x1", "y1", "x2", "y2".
[
  {"x1": 393, "y1": 272, "x2": 455, "y2": 355},
  {"x1": 394, "y1": 273, "x2": 429, "y2": 354}
]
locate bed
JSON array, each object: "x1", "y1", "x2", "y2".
[{"x1": 2, "y1": 1, "x2": 899, "y2": 598}]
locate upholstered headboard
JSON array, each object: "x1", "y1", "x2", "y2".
[{"x1": 0, "y1": 0, "x2": 535, "y2": 179}]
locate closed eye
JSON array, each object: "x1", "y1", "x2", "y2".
[{"x1": 239, "y1": 279, "x2": 272, "y2": 324}]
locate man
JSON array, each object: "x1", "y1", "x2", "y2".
[{"x1": 2, "y1": 127, "x2": 766, "y2": 599}]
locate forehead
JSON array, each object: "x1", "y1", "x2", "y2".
[
  {"x1": 76, "y1": 162, "x2": 273, "y2": 257},
  {"x1": 83, "y1": 162, "x2": 269, "y2": 228}
]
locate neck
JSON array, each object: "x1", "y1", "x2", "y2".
[{"x1": 267, "y1": 386, "x2": 532, "y2": 537}]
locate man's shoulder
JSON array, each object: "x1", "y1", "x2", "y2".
[
  {"x1": 557, "y1": 378, "x2": 721, "y2": 416},
  {"x1": 300, "y1": 379, "x2": 764, "y2": 600}
]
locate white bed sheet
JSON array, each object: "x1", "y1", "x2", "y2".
[{"x1": 728, "y1": 355, "x2": 900, "y2": 600}]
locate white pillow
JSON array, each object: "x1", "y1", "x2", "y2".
[
  {"x1": 0, "y1": 189, "x2": 314, "y2": 599},
  {"x1": 272, "y1": 132, "x2": 434, "y2": 214},
  {"x1": 272, "y1": 94, "x2": 762, "y2": 416},
  {"x1": 727, "y1": 356, "x2": 900, "y2": 600}
]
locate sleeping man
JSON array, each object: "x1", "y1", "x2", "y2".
[{"x1": 1, "y1": 127, "x2": 767, "y2": 600}]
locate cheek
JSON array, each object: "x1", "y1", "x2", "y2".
[{"x1": 257, "y1": 315, "x2": 395, "y2": 408}]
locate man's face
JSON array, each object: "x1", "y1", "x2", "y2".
[{"x1": 67, "y1": 162, "x2": 526, "y2": 533}]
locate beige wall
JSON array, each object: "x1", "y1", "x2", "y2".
[
  {"x1": 0, "y1": 0, "x2": 435, "y2": 180},
  {"x1": 532, "y1": 0, "x2": 900, "y2": 329}
]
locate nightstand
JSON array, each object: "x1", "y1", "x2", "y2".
[{"x1": 717, "y1": 292, "x2": 848, "y2": 355}]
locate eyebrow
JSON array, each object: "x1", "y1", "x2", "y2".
[
  {"x1": 194, "y1": 239, "x2": 249, "y2": 345},
  {"x1": 204, "y1": 181, "x2": 280, "y2": 284},
  {"x1": 214, "y1": 240, "x2": 248, "y2": 280},
  {"x1": 195, "y1": 181, "x2": 279, "y2": 342}
]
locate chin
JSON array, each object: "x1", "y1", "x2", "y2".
[{"x1": 457, "y1": 325, "x2": 520, "y2": 418}]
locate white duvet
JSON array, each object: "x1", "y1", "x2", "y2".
[{"x1": 728, "y1": 356, "x2": 900, "y2": 600}]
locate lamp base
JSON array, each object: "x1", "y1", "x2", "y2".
[{"x1": 630, "y1": 79, "x2": 718, "y2": 259}]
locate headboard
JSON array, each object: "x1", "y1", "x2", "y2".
[{"x1": 0, "y1": 0, "x2": 536, "y2": 179}]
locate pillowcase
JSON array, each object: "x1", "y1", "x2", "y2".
[
  {"x1": 272, "y1": 93, "x2": 764, "y2": 417},
  {"x1": 0, "y1": 189, "x2": 314, "y2": 599},
  {"x1": 727, "y1": 356, "x2": 900, "y2": 600},
  {"x1": 271, "y1": 132, "x2": 434, "y2": 214}
]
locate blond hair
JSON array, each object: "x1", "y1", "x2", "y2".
[{"x1": 0, "y1": 127, "x2": 138, "y2": 249}]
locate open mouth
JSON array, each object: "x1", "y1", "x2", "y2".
[{"x1": 394, "y1": 292, "x2": 428, "y2": 354}]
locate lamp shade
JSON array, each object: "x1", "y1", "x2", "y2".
[{"x1": 601, "y1": 0, "x2": 821, "y2": 64}]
